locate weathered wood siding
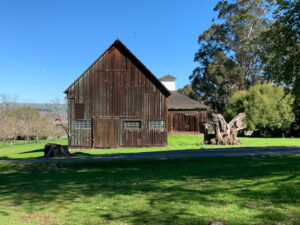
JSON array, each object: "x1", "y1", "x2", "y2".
[
  {"x1": 168, "y1": 110, "x2": 207, "y2": 133},
  {"x1": 67, "y1": 45, "x2": 167, "y2": 148}
]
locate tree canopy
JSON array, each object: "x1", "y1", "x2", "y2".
[
  {"x1": 225, "y1": 83, "x2": 295, "y2": 134},
  {"x1": 262, "y1": 0, "x2": 300, "y2": 96},
  {"x1": 177, "y1": 84, "x2": 198, "y2": 100},
  {"x1": 0, "y1": 95, "x2": 65, "y2": 146},
  {"x1": 190, "y1": 0, "x2": 272, "y2": 113}
]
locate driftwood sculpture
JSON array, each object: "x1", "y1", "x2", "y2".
[
  {"x1": 44, "y1": 143, "x2": 71, "y2": 158},
  {"x1": 204, "y1": 113, "x2": 246, "y2": 145}
]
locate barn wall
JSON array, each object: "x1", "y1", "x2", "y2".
[
  {"x1": 67, "y1": 46, "x2": 167, "y2": 148},
  {"x1": 168, "y1": 110, "x2": 208, "y2": 133}
]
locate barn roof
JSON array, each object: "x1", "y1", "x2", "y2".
[
  {"x1": 64, "y1": 39, "x2": 171, "y2": 97},
  {"x1": 168, "y1": 91, "x2": 208, "y2": 110},
  {"x1": 160, "y1": 75, "x2": 176, "y2": 81}
]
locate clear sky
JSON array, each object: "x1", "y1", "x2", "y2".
[{"x1": 0, "y1": 0, "x2": 218, "y2": 103}]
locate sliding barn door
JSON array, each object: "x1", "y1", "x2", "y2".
[{"x1": 93, "y1": 117, "x2": 120, "y2": 148}]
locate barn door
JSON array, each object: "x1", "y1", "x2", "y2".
[{"x1": 93, "y1": 117, "x2": 120, "y2": 148}]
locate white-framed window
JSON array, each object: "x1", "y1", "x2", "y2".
[
  {"x1": 75, "y1": 120, "x2": 92, "y2": 129},
  {"x1": 124, "y1": 121, "x2": 141, "y2": 129},
  {"x1": 149, "y1": 120, "x2": 165, "y2": 129}
]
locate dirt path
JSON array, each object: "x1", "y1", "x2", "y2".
[{"x1": 0, "y1": 146, "x2": 300, "y2": 163}]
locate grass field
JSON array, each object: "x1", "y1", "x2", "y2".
[
  {"x1": 0, "y1": 136, "x2": 299, "y2": 159},
  {"x1": 0, "y1": 155, "x2": 299, "y2": 224}
]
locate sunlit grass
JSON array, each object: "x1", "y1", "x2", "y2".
[
  {"x1": 0, "y1": 136, "x2": 299, "y2": 159},
  {"x1": 0, "y1": 139, "x2": 66, "y2": 159}
]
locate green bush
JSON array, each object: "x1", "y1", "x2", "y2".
[{"x1": 225, "y1": 83, "x2": 295, "y2": 134}]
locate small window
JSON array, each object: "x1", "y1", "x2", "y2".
[
  {"x1": 75, "y1": 120, "x2": 92, "y2": 129},
  {"x1": 149, "y1": 120, "x2": 165, "y2": 129},
  {"x1": 124, "y1": 121, "x2": 141, "y2": 129}
]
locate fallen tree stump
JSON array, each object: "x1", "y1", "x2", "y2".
[
  {"x1": 44, "y1": 143, "x2": 71, "y2": 158},
  {"x1": 204, "y1": 112, "x2": 247, "y2": 145}
]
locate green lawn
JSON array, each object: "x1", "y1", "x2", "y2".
[
  {"x1": 0, "y1": 156, "x2": 299, "y2": 224},
  {"x1": 0, "y1": 136, "x2": 299, "y2": 159}
]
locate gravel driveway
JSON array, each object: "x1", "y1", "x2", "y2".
[{"x1": 0, "y1": 146, "x2": 300, "y2": 163}]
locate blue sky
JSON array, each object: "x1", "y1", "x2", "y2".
[{"x1": 0, "y1": 0, "x2": 218, "y2": 103}]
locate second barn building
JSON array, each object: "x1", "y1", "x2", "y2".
[
  {"x1": 160, "y1": 75, "x2": 208, "y2": 134},
  {"x1": 64, "y1": 39, "x2": 170, "y2": 149}
]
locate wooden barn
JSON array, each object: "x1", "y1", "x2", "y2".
[
  {"x1": 64, "y1": 39, "x2": 170, "y2": 149},
  {"x1": 159, "y1": 75, "x2": 208, "y2": 134}
]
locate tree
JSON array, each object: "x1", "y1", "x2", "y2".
[
  {"x1": 262, "y1": 0, "x2": 300, "y2": 95},
  {"x1": 0, "y1": 112, "x2": 19, "y2": 146},
  {"x1": 0, "y1": 95, "x2": 19, "y2": 145},
  {"x1": 42, "y1": 112, "x2": 65, "y2": 140},
  {"x1": 204, "y1": 113, "x2": 246, "y2": 145},
  {"x1": 31, "y1": 115, "x2": 52, "y2": 144},
  {"x1": 261, "y1": 0, "x2": 300, "y2": 124},
  {"x1": 0, "y1": 94, "x2": 17, "y2": 113},
  {"x1": 49, "y1": 98, "x2": 70, "y2": 138},
  {"x1": 0, "y1": 95, "x2": 66, "y2": 145},
  {"x1": 177, "y1": 84, "x2": 199, "y2": 100},
  {"x1": 9, "y1": 106, "x2": 40, "y2": 144},
  {"x1": 192, "y1": 51, "x2": 245, "y2": 112},
  {"x1": 225, "y1": 83, "x2": 295, "y2": 135},
  {"x1": 190, "y1": 0, "x2": 272, "y2": 113}
]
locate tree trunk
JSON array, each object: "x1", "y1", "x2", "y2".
[
  {"x1": 36, "y1": 133, "x2": 39, "y2": 143},
  {"x1": 44, "y1": 143, "x2": 71, "y2": 157},
  {"x1": 204, "y1": 113, "x2": 246, "y2": 145},
  {"x1": 24, "y1": 136, "x2": 28, "y2": 144}
]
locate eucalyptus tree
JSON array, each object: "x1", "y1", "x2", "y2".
[
  {"x1": 262, "y1": 0, "x2": 300, "y2": 95},
  {"x1": 190, "y1": 0, "x2": 273, "y2": 113},
  {"x1": 177, "y1": 84, "x2": 199, "y2": 100},
  {"x1": 262, "y1": 0, "x2": 300, "y2": 123}
]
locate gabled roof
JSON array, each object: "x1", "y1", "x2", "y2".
[
  {"x1": 64, "y1": 39, "x2": 171, "y2": 97},
  {"x1": 168, "y1": 91, "x2": 208, "y2": 110},
  {"x1": 160, "y1": 75, "x2": 176, "y2": 81}
]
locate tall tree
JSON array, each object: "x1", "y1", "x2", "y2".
[
  {"x1": 177, "y1": 84, "x2": 199, "y2": 100},
  {"x1": 262, "y1": 0, "x2": 300, "y2": 95},
  {"x1": 262, "y1": 0, "x2": 300, "y2": 123},
  {"x1": 190, "y1": 0, "x2": 272, "y2": 113}
]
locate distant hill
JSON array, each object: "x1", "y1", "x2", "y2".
[{"x1": 17, "y1": 103, "x2": 67, "y2": 114}]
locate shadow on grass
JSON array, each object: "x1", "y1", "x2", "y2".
[
  {"x1": 18, "y1": 147, "x2": 94, "y2": 158},
  {"x1": 19, "y1": 145, "x2": 69, "y2": 155},
  {"x1": 71, "y1": 151, "x2": 94, "y2": 157},
  {"x1": 19, "y1": 148, "x2": 45, "y2": 154},
  {"x1": 0, "y1": 156, "x2": 9, "y2": 160},
  {"x1": 0, "y1": 156, "x2": 299, "y2": 224}
]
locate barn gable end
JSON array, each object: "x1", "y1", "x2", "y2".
[
  {"x1": 65, "y1": 39, "x2": 169, "y2": 148},
  {"x1": 64, "y1": 39, "x2": 170, "y2": 97}
]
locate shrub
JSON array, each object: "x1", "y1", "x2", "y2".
[{"x1": 225, "y1": 83, "x2": 295, "y2": 135}]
